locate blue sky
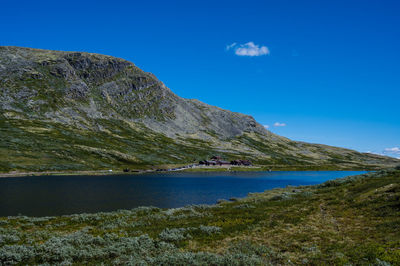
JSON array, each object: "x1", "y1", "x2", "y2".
[{"x1": 1, "y1": 0, "x2": 399, "y2": 157}]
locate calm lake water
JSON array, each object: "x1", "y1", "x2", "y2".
[{"x1": 0, "y1": 171, "x2": 366, "y2": 217}]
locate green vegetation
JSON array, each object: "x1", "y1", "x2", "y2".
[
  {"x1": 0, "y1": 114, "x2": 392, "y2": 173},
  {"x1": 1, "y1": 168, "x2": 399, "y2": 264},
  {"x1": 1, "y1": 46, "x2": 399, "y2": 173},
  {"x1": 0, "y1": 116, "x2": 235, "y2": 173}
]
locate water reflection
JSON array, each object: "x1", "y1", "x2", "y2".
[{"x1": 0, "y1": 171, "x2": 365, "y2": 217}]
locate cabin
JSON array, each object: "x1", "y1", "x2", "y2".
[
  {"x1": 199, "y1": 160, "x2": 218, "y2": 166},
  {"x1": 230, "y1": 159, "x2": 252, "y2": 166},
  {"x1": 200, "y1": 157, "x2": 252, "y2": 166},
  {"x1": 201, "y1": 156, "x2": 229, "y2": 166},
  {"x1": 241, "y1": 159, "x2": 252, "y2": 166},
  {"x1": 230, "y1": 159, "x2": 242, "y2": 165}
]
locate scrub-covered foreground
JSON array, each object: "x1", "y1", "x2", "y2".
[{"x1": 1, "y1": 168, "x2": 399, "y2": 265}]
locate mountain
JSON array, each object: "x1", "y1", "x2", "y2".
[{"x1": 0, "y1": 46, "x2": 398, "y2": 172}]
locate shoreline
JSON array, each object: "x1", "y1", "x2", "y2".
[
  {"x1": 0, "y1": 168, "x2": 398, "y2": 264},
  {"x1": 0, "y1": 169, "x2": 370, "y2": 218},
  {"x1": 0, "y1": 164, "x2": 377, "y2": 178}
]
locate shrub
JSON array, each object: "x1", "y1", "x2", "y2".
[
  {"x1": 0, "y1": 220, "x2": 9, "y2": 226},
  {"x1": 300, "y1": 191, "x2": 313, "y2": 197},
  {"x1": 0, "y1": 234, "x2": 20, "y2": 245},
  {"x1": 228, "y1": 240, "x2": 275, "y2": 258},
  {"x1": 0, "y1": 245, "x2": 35, "y2": 264},
  {"x1": 132, "y1": 206, "x2": 160, "y2": 215},
  {"x1": 165, "y1": 206, "x2": 210, "y2": 220},
  {"x1": 198, "y1": 225, "x2": 221, "y2": 235},
  {"x1": 271, "y1": 192, "x2": 295, "y2": 201},
  {"x1": 158, "y1": 228, "x2": 191, "y2": 242},
  {"x1": 234, "y1": 203, "x2": 255, "y2": 209}
]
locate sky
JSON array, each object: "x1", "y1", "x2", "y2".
[{"x1": 1, "y1": 0, "x2": 399, "y2": 157}]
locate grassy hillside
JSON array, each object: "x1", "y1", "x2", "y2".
[
  {"x1": 1, "y1": 114, "x2": 397, "y2": 173},
  {"x1": 1, "y1": 168, "x2": 399, "y2": 264},
  {"x1": 1, "y1": 46, "x2": 399, "y2": 172}
]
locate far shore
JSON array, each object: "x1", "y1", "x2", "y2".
[{"x1": 0, "y1": 163, "x2": 379, "y2": 178}]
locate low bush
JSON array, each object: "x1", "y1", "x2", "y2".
[
  {"x1": 0, "y1": 169, "x2": 398, "y2": 264},
  {"x1": 158, "y1": 228, "x2": 191, "y2": 242},
  {"x1": 198, "y1": 225, "x2": 221, "y2": 235}
]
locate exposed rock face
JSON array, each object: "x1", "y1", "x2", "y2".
[
  {"x1": 0, "y1": 46, "x2": 270, "y2": 138},
  {"x1": 0, "y1": 46, "x2": 398, "y2": 171}
]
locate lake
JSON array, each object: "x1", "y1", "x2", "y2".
[{"x1": 0, "y1": 171, "x2": 366, "y2": 217}]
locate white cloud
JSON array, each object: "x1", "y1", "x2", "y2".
[
  {"x1": 365, "y1": 148, "x2": 400, "y2": 159},
  {"x1": 226, "y1": 42, "x2": 270, "y2": 57},
  {"x1": 383, "y1": 147, "x2": 400, "y2": 159},
  {"x1": 226, "y1": 42, "x2": 237, "y2": 50},
  {"x1": 369, "y1": 147, "x2": 400, "y2": 159},
  {"x1": 263, "y1": 125, "x2": 269, "y2": 129},
  {"x1": 366, "y1": 151, "x2": 384, "y2": 156},
  {"x1": 384, "y1": 147, "x2": 400, "y2": 153},
  {"x1": 273, "y1": 122, "x2": 286, "y2": 127}
]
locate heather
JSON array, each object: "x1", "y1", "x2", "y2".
[{"x1": 1, "y1": 169, "x2": 399, "y2": 265}]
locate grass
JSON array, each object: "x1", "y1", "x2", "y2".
[
  {"x1": 3, "y1": 114, "x2": 384, "y2": 174},
  {"x1": 1, "y1": 46, "x2": 399, "y2": 174},
  {"x1": 0, "y1": 116, "x2": 232, "y2": 173},
  {"x1": 0, "y1": 168, "x2": 399, "y2": 264}
]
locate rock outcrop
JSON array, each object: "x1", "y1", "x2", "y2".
[{"x1": 0, "y1": 46, "x2": 398, "y2": 171}]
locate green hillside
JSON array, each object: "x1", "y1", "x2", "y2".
[{"x1": 0, "y1": 46, "x2": 398, "y2": 172}]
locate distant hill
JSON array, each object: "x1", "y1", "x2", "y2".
[{"x1": 0, "y1": 46, "x2": 398, "y2": 172}]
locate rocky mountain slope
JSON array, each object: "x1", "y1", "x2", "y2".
[{"x1": 0, "y1": 46, "x2": 398, "y2": 172}]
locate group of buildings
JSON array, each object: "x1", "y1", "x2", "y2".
[
  {"x1": 121, "y1": 156, "x2": 253, "y2": 173},
  {"x1": 199, "y1": 156, "x2": 252, "y2": 166}
]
